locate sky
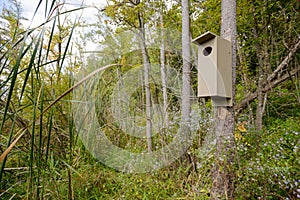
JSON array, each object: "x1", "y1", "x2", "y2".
[
  {"x1": 19, "y1": 0, "x2": 107, "y2": 28},
  {"x1": 1, "y1": 0, "x2": 108, "y2": 51}
]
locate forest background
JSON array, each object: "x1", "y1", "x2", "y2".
[{"x1": 0, "y1": 0, "x2": 299, "y2": 199}]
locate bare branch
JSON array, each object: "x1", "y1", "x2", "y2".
[
  {"x1": 235, "y1": 39, "x2": 300, "y2": 114},
  {"x1": 266, "y1": 39, "x2": 300, "y2": 82},
  {"x1": 236, "y1": 66, "x2": 300, "y2": 114}
]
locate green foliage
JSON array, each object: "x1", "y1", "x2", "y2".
[
  {"x1": 191, "y1": 0, "x2": 221, "y2": 37},
  {"x1": 105, "y1": 0, "x2": 157, "y2": 29},
  {"x1": 0, "y1": 0, "x2": 299, "y2": 199},
  {"x1": 236, "y1": 117, "x2": 300, "y2": 199},
  {"x1": 265, "y1": 82, "x2": 300, "y2": 123}
]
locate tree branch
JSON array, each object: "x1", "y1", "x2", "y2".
[
  {"x1": 236, "y1": 66, "x2": 300, "y2": 114},
  {"x1": 235, "y1": 39, "x2": 300, "y2": 114},
  {"x1": 266, "y1": 39, "x2": 300, "y2": 82}
]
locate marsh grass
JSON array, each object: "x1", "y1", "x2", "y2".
[{"x1": 0, "y1": 1, "x2": 92, "y2": 198}]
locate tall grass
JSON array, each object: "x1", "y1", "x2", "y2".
[{"x1": 0, "y1": 1, "x2": 92, "y2": 198}]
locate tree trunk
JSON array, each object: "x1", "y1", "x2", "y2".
[
  {"x1": 160, "y1": 2, "x2": 169, "y2": 129},
  {"x1": 253, "y1": 18, "x2": 264, "y2": 132},
  {"x1": 138, "y1": 16, "x2": 152, "y2": 152},
  {"x1": 181, "y1": 0, "x2": 191, "y2": 124},
  {"x1": 252, "y1": 1, "x2": 270, "y2": 131},
  {"x1": 211, "y1": 0, "x2": 236, "y2": 199},
  {"x1": 256, "y1": 60, "x2": 264, "y2": 131}
]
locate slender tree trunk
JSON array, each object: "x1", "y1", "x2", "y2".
[
  {"x1": 138, "y1": 15, "x2": 152, "y2": 152},
  {"x1": 253, "y1": 17, "x2": 264, "y2": 131},
  {"x1": 212, "y1": 0, "x2": 236, "y2": 199},
  {"x1": 181, "y1": 0, "x2": 191, "y2": 124},
  {"x1": 252, "y1": 0, "x2": 271, "y2": 131},
  {"x1": 160, "y1": 2, "x2": 169, "y2": 129},
  {"x1": 256, "y1": 59, "x2": 264, "y2": 131}
]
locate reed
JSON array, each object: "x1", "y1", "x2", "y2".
[{"x1": 0, "y1": 1, "x2": 91, "y2": 198}]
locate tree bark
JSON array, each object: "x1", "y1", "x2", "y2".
[
  {"x1": 252, "y1": 6, "x2": 266, "y2": 131},
  {"x1": 252, "y1": 1, "x2": 275, "y2": 131},
  {"x1": 212, "y1": 0, "x2": 236, "y2": 199},
  {"x1": 138, "y1": 14, "x2": 152, "y2": 152},
  {"x1": 160, "y1": 1, "x2": 169, "y2": 129},
  {"x1": 181, "y1": 0, "x2": 191, "y2": 124}
]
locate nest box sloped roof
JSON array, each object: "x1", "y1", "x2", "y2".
[{"x1": 192, "y1": 31, "x2": 217, "y2": 45}]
